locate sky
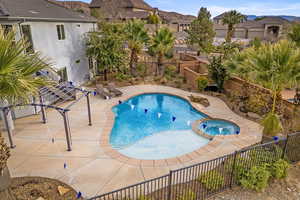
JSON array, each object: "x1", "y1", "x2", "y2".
[{"x1": 72, "y1": 0, "x2": 300, "y2": 17}]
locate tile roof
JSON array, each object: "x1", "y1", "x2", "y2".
[{"x1": 0, "y1": 0, "x2": 96, "y2": 22}]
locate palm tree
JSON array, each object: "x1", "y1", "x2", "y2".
[
  {"x1": 222, "y1": 10, "x2": 245, "y2": 43},
  {"x1": 148, "y1": 27, "x2": 175, "y2": 76},
  {"x1": 228, "y1": 40, "x2": 300, "y2": 136},
  {"x1": 288, "y1": 23, "x2": 300, "y2": 47},
  {"x1": 0, "y1": 29, "x2": 51, "y2": 199},
  {"x1": 124, "y1": 20, "x2": 149, "y2": 77}
]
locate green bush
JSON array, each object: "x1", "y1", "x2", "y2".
[
  {"x1": 198, "y1": 170, "x2": 225, "y2": 190},
  {"x1": 239, "y1": 164, "x2": 271, "y2": 191},
  {"x1": 165, "y1": 65, "x2": 177, "y2": 77},
  {"x1": 270, "y1": 159, "x2": 290, "y2": 179},
  {"x1": 177, "y1": 190, "x2": 196, "y2": 200},
  {"x1": 207, "y1": 56, "x2": 229, "y2": 91},
  {"x1": 197, "y1": 76, "x2": 208, "y2": 91},
  {"x1": 137, "y1": 63, "x2": 147, "y2": 77},
  {"x1": 115, "y1": 72, "x2": 131, "y2": 81},
  {"x1": 137, "y1": 195, "x2": 152, "y2": 200}
]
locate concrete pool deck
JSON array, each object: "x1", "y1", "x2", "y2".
[{"x1": 2, "y1": 85, "x2": 262, "y2": 198}]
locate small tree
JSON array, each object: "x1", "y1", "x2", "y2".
[
  {"x1": 222, "y1": 10, "x2": 245, "y2": 43},
  {"x1": 208, "y1": 56, "x2": 230, "y2": 92},
  {"x1": 288, "y1": 23, "x2": 300, "y2": 47},
  {"x1": 124, "y1": 20, "x2": 149, "y2": 77},
  {"x1": 148, "y1": 27, "x2": 175, "y2": 76},
  {"x1": 86, "y1": 22, "x2": 127, "y2": 81},
  {"x1": 186, "y1": 7, "x2": 215, "y2": 55}
]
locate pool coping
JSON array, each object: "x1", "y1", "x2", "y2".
[{"x1": 100, "y1": 91, "x2": 262, "y2": 167}]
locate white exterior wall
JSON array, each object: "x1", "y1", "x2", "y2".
[{"x1": 22, "y1": 21, "x2": 95, "y2": 86}]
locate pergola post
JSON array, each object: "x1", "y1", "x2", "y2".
[
  {"x1": 86, "y1": 93, "x2": 92, "y2": 126},
  {"x1": 33, "y1": 97, "x2": 38, "y2": 115},
  {"x1": 39, "y1": 95, "x2": 47, "y2": 124},
  {"x1": 62, "y1": 111, "x2": 72, "y2": 151},
  {"x1": 2, "y1": 108, "x2": 15, "y2": 149}
]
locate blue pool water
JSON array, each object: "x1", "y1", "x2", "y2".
[
  {"x1": 200, "y1": 120, "x2": 240, "y2": 136},
  {"x1": 110, "y1": 93, "x2": 236, "y2": 160}
]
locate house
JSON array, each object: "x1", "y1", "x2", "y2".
[
  {"x1": 213, "y1": 14, "x2": 291, "y2": 42},
  {"x1": 89, "y1": 0, "x2": 195, "y2": 31},
  {"x1": 0, "y1": 0, "x2": 97, "y2": 86}
]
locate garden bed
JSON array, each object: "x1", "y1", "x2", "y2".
[
  {"x1": 211, "y1": 163, "x2": 300, "y2": 200},
  {"x1": 9, "y1": 177, "x2": 83, "y2": 200}
]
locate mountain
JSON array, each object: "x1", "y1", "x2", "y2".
[{"x1": 247, "y1": 15, "x2": 300, "y2": 21}]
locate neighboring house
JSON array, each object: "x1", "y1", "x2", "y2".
[
  {"x1": 213, "y1": 14, "x2": 291, "y2": 42},
  {"x1": 0, "y1": 0, "x2": 97, "y2": 86},
  {"x1": 89, "y1": 0, "x2": 195, "y2": 31}
]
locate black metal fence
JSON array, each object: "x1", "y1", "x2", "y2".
[{"x1": 89, "y1": 132, "x2": 300, "y2": 200}]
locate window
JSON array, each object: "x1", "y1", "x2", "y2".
[
  {"x1": 56, "y1": 25, "x2": 66, "y2": 40},
  {"x1": 57, "y1": 67, "x2": 68, "y2": 82},
  {"x1": 21, "y1": 25, "x2": 34, "y2": 54}
]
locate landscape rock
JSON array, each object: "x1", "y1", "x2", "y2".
[
  {"x1": 36, "y1": 197, "x2": 45, "y2": 200},
  {"x1": 58, "y1": 185, "x2": 70, "y2": 196},
  {"x1": 189, "y1": 95, "x2": 210, "y2": 107},
  {"x1": 247, "y1": 112, "x2": 262, "y2": 120}
]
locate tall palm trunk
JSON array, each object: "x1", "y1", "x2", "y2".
[
  {"x1": 157, "y1": 54, "x2": 164, "y2": 76},
  {"x1": 226, "y1": 24, "x2": 234, "y2": 43},
  {"x1": 130, "y1": 50, "x2": 138, "y2": 77}
]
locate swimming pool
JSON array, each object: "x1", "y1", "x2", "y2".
[{"x1": 109, "y1": 93, "x2": 236, "y2": 160}]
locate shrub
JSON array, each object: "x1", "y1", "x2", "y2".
[
  {"x1": 198, "y1": 170, "x2": 225, "y2": 190},
  {"x1": 197, "y1": 76, "x2": 208, "y2": 91},
  {"x1": 115, "y1": 72, "x2": 131, "y2": 81},
  {"x1": 177, "y1": 190, "x2": 196, "y2": 200},
  {"x1": 137, "y1": 63, "x2": 147, "y2": 77},
  {"x1": 165, "y1": 65, "x2": 177, "y2": 77},
  {"x1": 207, "y1": 56, "x2": 229, "y2": 92},
  {"x1": 239, "y1": 164, "x2": 271, "y2": 191},
  {"x1": 270, "y1": 159, "x2": 290, "y2": 179},
  {"x1": 137, "y1": 195, "x2": 152, "y2": 200}
]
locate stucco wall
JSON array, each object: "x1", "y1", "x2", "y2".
[
  {"x1": 26, "y1": 21, "x2": 95, "y2": 86},
  {"x1": 0, "y1": 21, "x2": 96, "y2": 86}
]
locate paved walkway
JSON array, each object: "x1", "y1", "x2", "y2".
[{"x1": 2, "y1": 85, "x2": 262, "y2": 198}]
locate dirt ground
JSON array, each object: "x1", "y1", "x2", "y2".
[
  {"x1": 10, "y1": 177, "x2": 83, "y2": 200},
  {"x1": 211, "y1": 164, "x2": 300, "y2": 200}
]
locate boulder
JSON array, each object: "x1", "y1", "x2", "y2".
[
  {"x1": 57, "y1": 186, "x2": 70, "y2": 196},
  {"x1": 247, "y1": 112, "x2": 262, "y2": 120},
  {"x1": 189, "y1": 95, "x2": 210, "y2": 107}
]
